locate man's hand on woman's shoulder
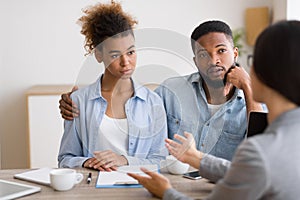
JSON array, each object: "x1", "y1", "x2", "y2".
[{"x1": 59, "y1": 86, "x2": 79, "y2": 120}]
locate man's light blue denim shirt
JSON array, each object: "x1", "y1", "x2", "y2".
[
  {"x1": 58, "y1": 75, "x2": 168, "y2": 168},
  {"x1": 155, "y1": 72, "x2": 247, "y2": 161}
]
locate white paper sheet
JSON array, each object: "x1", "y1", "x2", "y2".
[
  {"x1": 96, "y1": 165, "x2": 158, "y2": 188},
  {"x1": 14, "y1": 167, "x2": 53, "y2": 185}
]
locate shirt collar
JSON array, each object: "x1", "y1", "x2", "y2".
[
  {"x1": 88, "y1": 75, "x2": 147, "y2": 101},
  {"x1": 190, "y1": 72, "x2": 201, "y2": 84},
  {"x1": 190, "y1": 72, "x2": 244, "y2": 100}
]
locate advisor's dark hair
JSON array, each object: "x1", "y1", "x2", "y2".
[
  {"x1": 254, "y1": 20, "x2": 300, "y2": 105},
  {"x1": 191, "y1": 20, "x2": 233, "y2": 53}
]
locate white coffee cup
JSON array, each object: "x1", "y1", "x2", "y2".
[
  {"x1": 165, "y1": 155, "x2": 189, "y2": 175},
  {"x1": 50, "y1": 169, "x2": 83, "y2": 191}
]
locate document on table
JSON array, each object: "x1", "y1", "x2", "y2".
[
  {"x1": 14, "y1": 167, "x2": 53, "y2": 186},
  {"x1": 96, "y1": 165, "x2": 158, "y2": 188}
]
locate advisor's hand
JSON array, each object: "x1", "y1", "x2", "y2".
[
  {"x1": 128, "y1": 167, "x2": 172, "y2": 198},
  {"x1": 59, "y1": 86, "x2": 79, "y2": 120}
]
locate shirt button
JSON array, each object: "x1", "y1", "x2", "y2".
[
  {"x1": 206, "y1": 123, "x2": 210, "y2": 126},
  {"x1": 201, "y1": 144, "x2": 204, "y2": 147},
  {"x1": 227, "y1": 109, "x2": 232, "y2": 113},
  {"x1": 175, "y1": 120, "x2": 179, "y2": 124}
]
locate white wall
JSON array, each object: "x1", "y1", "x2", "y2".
[
  {"x1": 0, "y1": 0, "x2": 272, "y2": 169},
  {"x1": 286, "y1": 0, "x2": 300, "y2": 20},
  {"x1": 273, "y1": 0, "x2": 287, "y2": 22},
  {"x1": 272, "y1": 0, "x2": 300, "y2": 22}
]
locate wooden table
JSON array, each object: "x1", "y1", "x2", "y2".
[{"x1": 0, "y1": 168, "x2": 214, "y2": 199}]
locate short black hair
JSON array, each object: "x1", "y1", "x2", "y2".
[
  {"x1": 254, "y1": 20, "x2": 300, "y2": 106},
  {"x1": 191, "y1": 20, "x2": 233, "y2": 53}
]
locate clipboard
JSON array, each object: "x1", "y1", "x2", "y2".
[{"x1": 95, "y1": 165, "x2": 158, "y2": 188}]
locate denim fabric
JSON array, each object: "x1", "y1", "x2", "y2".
[
  {"x1": 58, "y1": 75, "x2": 168, "y2": 168},
  {"x1": 155, "y1": 72, "x2": 247, "y2": 161}
]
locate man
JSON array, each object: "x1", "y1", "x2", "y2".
[{"x1": 59, "y1": 20, "x2": 263, "y2": 161}]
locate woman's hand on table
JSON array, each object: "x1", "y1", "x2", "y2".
[
  {"x1": 83, "y1": 157, "x2": 116, "y2": 171},
  {"x1": 93, "y1": 150, "x2": 128, "y2": 171}
]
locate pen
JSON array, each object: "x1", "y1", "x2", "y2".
[{"x1": 87, "y1": 172, "x2": 92, "y2": 184}]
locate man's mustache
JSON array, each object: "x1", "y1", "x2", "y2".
[{"x1": 207, "y1": 64, "x2": 226, "y2": 73}]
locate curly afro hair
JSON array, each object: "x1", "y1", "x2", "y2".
[{"x1": 78, "y1": 1, "x2": 138, "y2": 55}]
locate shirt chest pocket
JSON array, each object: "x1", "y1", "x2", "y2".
[
  {"x1": 167, "y1": 114, "x2": 196, "y2": 139},
  {"x1": 213, "y1": 131, "x2": 245, "y2": 160}
]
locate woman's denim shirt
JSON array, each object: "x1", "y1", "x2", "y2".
[
  {"x1": 155, "y1": 72, "x2": 247, "y2": 161},
  {"x1": 58, "y1": 76, "x2": 168, "y2": 168}
]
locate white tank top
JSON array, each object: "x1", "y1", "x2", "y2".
[
  {"x1": 207, "y1": 103, "x2": 224, "y2": 116},
  {"x1": 98, "y1": 114, "x2": 129, "y2": 156}
]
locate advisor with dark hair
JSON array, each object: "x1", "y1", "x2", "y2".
[{"x1": 129, "y1": 20, "x2": 300, "y2": 199}]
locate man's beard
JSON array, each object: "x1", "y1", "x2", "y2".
[
  {"x1": 200, "y1": 73, "x2": 224, "y2": 88},
  {"x1": 199, "y1": 62, "x2": 236, "y2": 89}
]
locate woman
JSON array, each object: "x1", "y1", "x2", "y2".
[
  {"x1": 129, "y1": 20, "x2": 300, "y2": 199},
  {"x1": 58, "y1": 1, "x2": 167, "y2": 171}
]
